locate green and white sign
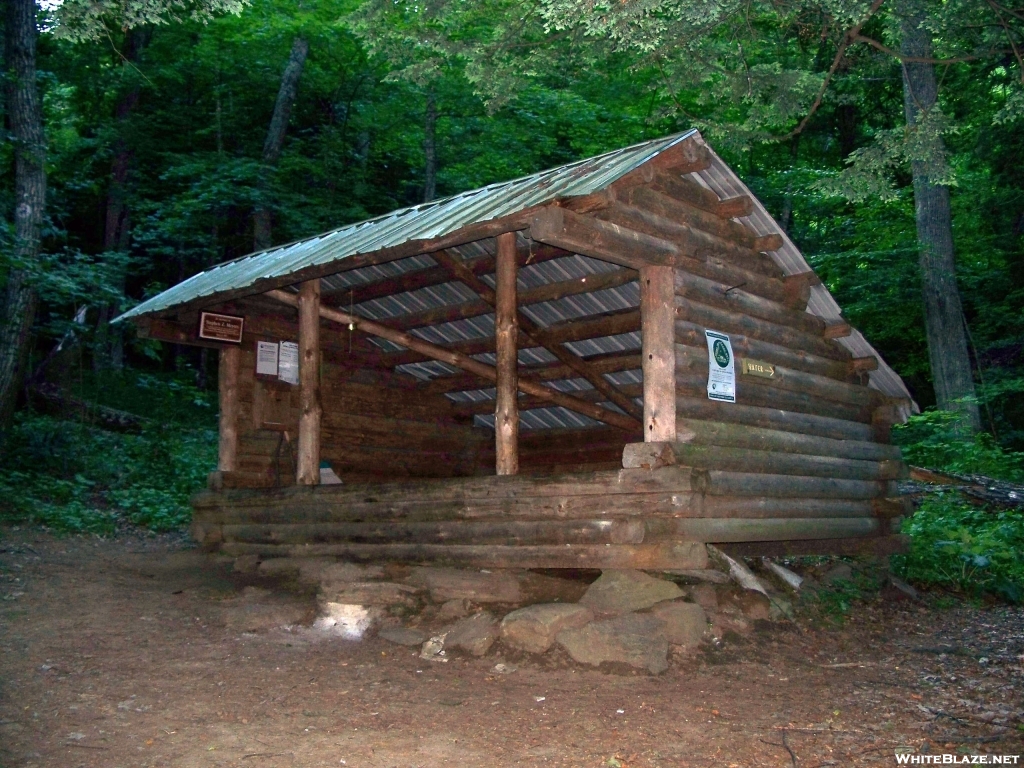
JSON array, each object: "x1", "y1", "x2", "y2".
[{"x1": 705, "y1": 329, "x2": 735, "y2": 403}]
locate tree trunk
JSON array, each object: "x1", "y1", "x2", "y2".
[
  {"x1": 423, "y1": 89, "x2": 437, "y2": 203},
  {"x1": 94, "y1": 28, "x2": 149, "y2": 373},
  {"x1": 253, "y1": 37, "x2": 309, "y2": 251},
  {"x1": 0, "y1": 0, "x2": 46, "y2": 427},
  {"x1": 900, "y1": 11, "x2": 981, "y2": 432}
]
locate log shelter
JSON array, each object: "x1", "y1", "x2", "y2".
[{"x1": 115, "y1": 130, "x2": 917, "y2": 570}]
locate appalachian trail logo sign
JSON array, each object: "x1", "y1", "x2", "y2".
[{"x1": 704, "y1": 330, "x2": 736, "y2": 403}]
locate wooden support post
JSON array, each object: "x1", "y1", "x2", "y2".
[
  {"x1": 641, "y1": 265, "x2": 676, "y2": 442},
  {"x1": 297, "y1": 279, "x2": 322, "y2": 485},
  {"x1": 217, "y1": 345, "x2": 240, "y2": 472},
  {"x1": 495, "y1": 232, "x2": 519, "y2": 475}
]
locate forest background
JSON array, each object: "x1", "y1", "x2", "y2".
[{"x1": 1, "y1": 0, "x2": 1023, "y2": 602}]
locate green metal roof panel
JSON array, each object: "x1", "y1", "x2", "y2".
[{"x1": 114, "y1": 131, "x2": 697, "y2": 322}]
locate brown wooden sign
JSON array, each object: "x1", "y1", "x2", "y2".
[
  {"x1": 199, "y1": 312, "x2": 244, "y2": 343},
  {"x1": 741, "y1": 358, "x2": 775, "y2": 379}
]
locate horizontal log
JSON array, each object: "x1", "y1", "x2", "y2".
[
  {"x1": 194, "y1": 466, "x2": 697, "y2": 509},
  {"x1": 676, "y1": 418, "x2": 902, "y2": 461},
  {"x1": 600, "y1": 202, "x2": 778, "y2": 277},
  {"x1": 675, "y1": 345, "x2": 878, "y2": 408},
  {"x1": 675, "y1": 321, "x2": 849, "y2": 381},
  {"x1": 623, "y1": 185, "x2": 758, "y2": 249},
  {"x1": 702, "y1": 470, "x2": 892, "y2": 499},
  {"x1": 676, "y1": 374, "x2": 873, "y2": 424},
  {"x1": 665, "y1": 517, "x2": 879, "y2": 543},
  {"x1": 422, "y1": 351, "x2": 641, "y2": 395},
  {"x1": 670, "y1": 444, "x2": 906, "y2": 481},
  {"x1": 222, "y1": 519, "x2": 626, "y2": 546},
  {"x1": 218, "y1": 540, "x2": 710, "y2": 570},
  {"x1": 675, "y1": 299, "x2": 849, "y2": 361},
  {"x1": 530, "y1": 207, "x2": 679, "y2": 270},
  {"x1": 648, "y1": 171, "x2": 741, "y2": 218},
  {"x1": 674, "y1": 270, "x2": 825, "y2": 336},
  {"x1": 753, "y1": 234, "x2": 783, "y2": 253},
  {"x1": 676, "y1": 396, "x2": 876, "y2": 442},
  {"x1": 721, "y1": 535, "x2": 909, "y2": 558},
  {"x1": 701, "y1": 496, "x2": 874, "y2": 518}
]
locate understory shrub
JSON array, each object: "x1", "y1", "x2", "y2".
[
  {"x1": 0, "y1": 371, "x2": 217, "y2": 534},
  {"x1": 893, "y1": 492, "x2": 1024, "y2": 603}
]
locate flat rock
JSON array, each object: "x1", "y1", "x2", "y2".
[
  {"x1": 557, "y1": 614, "x2": 669, "y2": 674},
  {"x1": 689, "y1": 583, "x2": 718, "y2": 611},
  {"x1": 319, "y1": 582, "x2": 420, "y2": 608},
  {"x1": 709, "y1": 612, "x2": 751, "y2": 639},
  {"x1": 379, "y1": 626, "x2": 427, "y2": 646},
  {"x1": 579, "y1": 570, "x2": 684, "y2": 616},
  {"x1": 319, "y1": 561, "x2": 386, "y2": 584},
  {"x1": 719, "y1": 588, "x2": 771, "y2": 621},
  {"x1": 444, "y1": 612, "x2": 499, "y2": 656},
  {"x1": 500, "y1": 604, "x2": 594, "y2": 654},
  {"x1": 407, "y1": 568, "x2": 521, "y2": 604},
  {"x1": 232, "y1": 555, "x2": 260, "y2": 574},
  {"x1": 436, "y1": 598, "x2": 472, "y2": 622},
  {"x1": 315, "y1": 603, "x2": 381, "y2": 640},
  {"x1": 650, "y1": 601, "x2": 707, "y2": 646},
  {"x1": 222, "y1": 588, "x2": 311, "y2": 631},
  {"x1": 821, "y1": 563, "x2": 854, "y2": 585}
]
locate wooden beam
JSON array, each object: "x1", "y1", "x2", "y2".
[
  {"x1": 494, "y1": 233, "x2": 519, "y2": 475},
  {"x1": 641, "y1": 266, "x2": 677, "y2": 442},
  {"x1": 321, "y1": 243, "x2": 569, "y2": 303},
  {"x1": 530, "y1": 207, "x2": 679, "y2": 270},
  {"x1": 622, "y1": 185, "x2": 759, "y2": 248},
  {"x1": 431, "y1": 249, "x2": 644, "y2": 422},
  {"x1": 376, "y1": 264, "x2": 637, "y2": 333},
  {"x1": 265, "y1": 290, "x2": 639, "y2": 432},
  {"x1": 600, "y1": 201, "x2": 780, "y2": 277},
  {"x1": 217, "y1": 346, "x2": 241, "y2": 472},
  {"x1": 296, "y1": 279, "x2": 322, "y2": 485}
]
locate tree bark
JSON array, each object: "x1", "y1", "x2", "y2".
[
  {"x1": 423, "y1": 89, "x2": 437, "y2": 203},
  {"x1": 0, "y1": 0, "x2": 46, "y2": 427},
  {"x1": 94, "y1": 27, "x2": 149, "y2": 372},
  {"x1": 253, "y1": 37, "x2": 308, "y2": 251},
  {"x1": 900, "y1": 10, "x2": 981, "y2": 431}
]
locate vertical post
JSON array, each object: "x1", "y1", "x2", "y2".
[
  {"x1": 217, "y1": 345, "x2": 240, "y2": 472},
  {"x1": 297, "y1": 278, "x2": 322, "y2": 484},
  {"x1": 640, "y1": 265, "x2": 676, "y2": 442},
  {"x1": 494, "y1": 232, "x2": 519, "y2": 475}
]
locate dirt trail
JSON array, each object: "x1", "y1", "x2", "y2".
[{"x1": 0, "y1": 529, "x2": 1021, "y2": 767}]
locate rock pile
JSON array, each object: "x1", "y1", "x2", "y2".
[{"x1": 233, "y1": 554, "x2": 794, "y2": 673}]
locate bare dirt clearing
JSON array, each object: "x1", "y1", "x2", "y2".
[{"x1": 1, "y1": 529, "x2": 1021, "y2": 767}]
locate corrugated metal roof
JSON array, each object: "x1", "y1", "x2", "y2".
[
  {"x1": 113, "y1": 128, "x2": 915, "y2": 418},
  {"x1": 114, "y1": 131, "x2": 699, "y2": 322}
]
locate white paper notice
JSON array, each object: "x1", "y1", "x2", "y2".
[
  {"x1": 256, "y1": 341, "x2": 279, "y2": 376},
  {"x1": 278, "y1": 341, "x2": 299, "y2": 385},
  {"x1": 705, "y1": 329, "x2": 736, "y2": 403}
]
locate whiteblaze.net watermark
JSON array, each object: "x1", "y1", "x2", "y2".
[{"x1": 895, "y1": 754, "x2": 1020, "y2": 765}]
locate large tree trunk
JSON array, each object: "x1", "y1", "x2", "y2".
[
  {"x1": 0, "y1": 0, "x2": 46, "y2": 427},
  {"x1": 900, "y1": 11, "x2": 981, "y2": 432},
  {"x1": 94, "y1": 28, "x2": 149, "y2": 373},
  {"x1": 423, "y1": 89, "x2": 437, "y2": 203},
  {"x1": 253, "y1": 37, "x2": 308, "y2": 251}
]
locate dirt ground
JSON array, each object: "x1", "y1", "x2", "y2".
[{"x1": 1, "y1": 529, "x2": 1022, "y2": 768}]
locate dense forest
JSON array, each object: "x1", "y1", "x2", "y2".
[{"x1": 1, "y1": 0, "x2": 1023, "y2": 596}]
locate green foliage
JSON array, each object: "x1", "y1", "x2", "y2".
[
  {"x1": 893, "y1": 410, "x2": 1024, "y2": 481},
  {"x1": 0, "y1": 372, "x2": 217, "y2": 534},
  {"x1": 893, "y1": 492, "x2": 1024, "y2": 603}
]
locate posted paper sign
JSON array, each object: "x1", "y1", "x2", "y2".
[
  {"x1": 705, "y1": 329, "x2": 736, "y2": 403},
  {"x1": 278, "y1": 341, "x2": 299, "y2": 385},
  {"x1": 256, "y1": 341, "x2": 279, "y2": 376}
]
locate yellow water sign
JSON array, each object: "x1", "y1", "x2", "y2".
[{"x1": 741, "y1": 358, "x2": 775, "y2": 378}]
